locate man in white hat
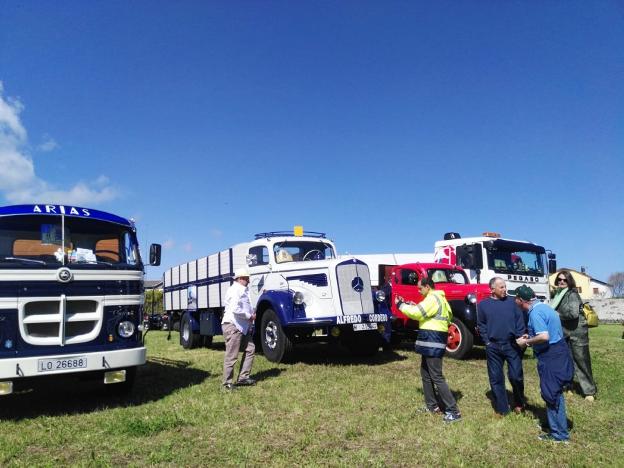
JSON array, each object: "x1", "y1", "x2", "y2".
[{"x1": 222, "y1": 268, "x2": 256, "y2": 390}]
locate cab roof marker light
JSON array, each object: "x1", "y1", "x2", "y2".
[{"x1": 482, "y1": 232, "x2": 501, "y2": 238}]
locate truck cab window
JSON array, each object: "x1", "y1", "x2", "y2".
[
  {"x1": 248, "y1": 246, "x2": 269, "y2": 266},
  {"x1": 0, "y1": 215, "x2": 142, "y2": 268},
  {"x1": 400, "y1": 269, "x2": 418, "y2": 286},
  {"x1": 273, "y1": 241, "x2": 335, "y2": 264}
]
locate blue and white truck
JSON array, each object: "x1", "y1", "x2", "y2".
[
  {"x1": 163, "y1": 229, "x2": 390, "y2": 362},
  {"x1": 0, "y1": 204, "x2": 161, "y2": 395}
]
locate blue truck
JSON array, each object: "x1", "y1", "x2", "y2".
[
  {"x1": 0, "y1": 204, "x2": 161, "y2": 395},
  {"x1": 163, "y1": 229, "x2": 390, "y2": 362}
]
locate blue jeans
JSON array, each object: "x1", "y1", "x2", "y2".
[
  {"x1": 485, "y1": 341, "x2": 525, "y2": 414},
  {"x1": 546, "y1": 394, "x2": 569, "y2": 441}
]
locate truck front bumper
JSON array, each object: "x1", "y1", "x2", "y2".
[{"x1": 0, "y1": 346, "x2": 146, "y2": 380}]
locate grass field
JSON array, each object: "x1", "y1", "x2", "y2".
[{"x1": 1, "y1": 325, "x2": 622, "y2": 467}]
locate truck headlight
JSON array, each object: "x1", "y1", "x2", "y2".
[
  {"x1": 293, "y1": 291, "x2": 305, "y2": 305},
  {"x1": 465, "y1": 293, "x2": 477, "y2": 305},
  {"x1": 117, "y1": 320, "x2": 136, "y2": 338},
  {"x1": 375, "y1": 290, "x2": 386, "y2": 303}
]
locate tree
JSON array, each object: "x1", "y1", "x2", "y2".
[
  {"x1": 144, "y1": 289, "x2": 163, "y2": 314},
  {"x1": 608, "y1": 272, "x2": 624, "y2": 298}
]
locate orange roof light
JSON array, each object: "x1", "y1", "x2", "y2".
[{"x1": 482, "y1": 232, "x2": 501, "y2": 238}]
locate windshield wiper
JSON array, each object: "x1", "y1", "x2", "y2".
[
  {"x1": 0, "y1": 256, "x2": 47, "y2": 266},
  {"x1": 72, "y1": 259, "x2": 114, "y2": 267}
]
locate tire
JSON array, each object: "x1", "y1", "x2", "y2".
[
  {"x1": 260, "y1": 308, "x2": 293, "y2": 363},
  {"x1": 180, "y1": 314, "x2": 199, "y2": 349},
  {"x1": 343, "y1": 331, "x2": 380, "y2": 357},
  {"x1": 446, "y1": 318, "x2": 474, "y2": 360},
  {"x1": 201, "y1": 335, "x2": 214, "y2": 347}
]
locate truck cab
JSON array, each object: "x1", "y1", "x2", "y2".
[
  {"x1": 388, "y1": 263, "x2": 490, "y2": 359},
  {"x1": 0, "y1": 204, "x2": 161, "y2": 395},
  {"x1": 434, "y1": 232, "x2": 555, "y2": 301}
]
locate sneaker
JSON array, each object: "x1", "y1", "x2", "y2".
[
  {"x1": 222, "y1": 383, "x2": 237, "y2": 391},
  {"x1": 538, "y1": 434, "x2": 569, "y2": 444},
  {"x1": 443, "y1": 412, "x2": 462, "y2": 423},
  {"x1": 584, "y1": 395, "x2": 595, "y2": 402},
  {"x1": 236, "y1": 378, "x2": 257, "y2": 386},
  {"x1": 417, "y1": 406, "x2": 442, "y2": 415}
]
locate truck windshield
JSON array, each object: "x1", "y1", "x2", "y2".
[
  {"x1": 0, "y1": 215, "x2": 141, "y2": 268},
  {"x1": 273, "y1": 241, "x2": 335, "y2": 263},
  {"x1": 429, "y1": 268, "x2": 469, "y2": 285},
  {"x1": 486, "y1": 241, "x2": 545, "y2": 276}
]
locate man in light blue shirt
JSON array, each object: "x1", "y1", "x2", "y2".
[{"x1": 515, "y1": 285, "x2": 573, "y2": 443}]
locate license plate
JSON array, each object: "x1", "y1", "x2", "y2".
[
  {"x1": 353, "y1": 323, "x2": 377, "y2": 331},
  {"x1": 37, "y1": 356, "x2": 87, "y2": 373}
]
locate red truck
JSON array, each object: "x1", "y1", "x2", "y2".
[{"x1": 382, "y1": 262, "x2": 490, "y2": 359}]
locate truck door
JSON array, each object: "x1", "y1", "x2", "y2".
[
  {"x1": 247, "y1": 245, "x2": 269, "y2": 305},
  {"x1": 392, "y1": 267, "x2": 423, "y2": 328}
]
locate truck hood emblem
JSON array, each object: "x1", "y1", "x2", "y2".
[
  {"x1": 57, "y1": 267, "x2": 73, "y2": 283},
  {"x1": 351, "y1": 276, "x2": 364, "y2": 292}
]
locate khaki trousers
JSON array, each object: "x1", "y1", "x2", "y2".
[{"x1": 222, "y1": 322, "x2": 255, "y2": 385}]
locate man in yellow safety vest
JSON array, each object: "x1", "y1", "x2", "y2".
[{"x1": 396, "y1": 277, "x2": 461, "y2": 423}]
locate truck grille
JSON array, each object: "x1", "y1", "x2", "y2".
[
  {"x1": 20, "y1": 296, "x2": 103, "y2": 346},
  {"x1": 336, "y1": 262, "x2": 374, "y2": 315}
]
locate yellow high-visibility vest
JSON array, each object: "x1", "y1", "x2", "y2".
[{"x1": 398, "y1": 290, "x2": 453, "y2": 332}]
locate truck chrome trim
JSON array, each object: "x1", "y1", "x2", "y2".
[{"x1": 0, "y1": 347, "x2": 146, "y2": 379}]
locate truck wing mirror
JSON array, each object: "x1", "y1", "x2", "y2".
[
  {"x1": 548, "y1": 259, "x2": 557, "y2": 274},
  {"x1": 547, "y1": 252, "x2": 556, "y2": 274},
  {"x1": 246, "y1": 254, "x2": 258, "y2": 266},
  {"x1": 456, "y1": 244, "x2": 483, "y2": 270},
  {"x1": 149, "y1": 243, "x2": 162, "y2": 266}
]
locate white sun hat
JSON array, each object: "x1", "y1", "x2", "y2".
[{"x1": 233, "y1": 268, "x2": 250, "y2": 279}]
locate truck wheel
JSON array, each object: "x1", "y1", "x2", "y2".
[
  {"x1": 180, "y1": 314, "x2": 199, "y2": 349},
  {"x1": 260, "y1": 309, "x2": 293, "y2": 363},
  {"x1": 201, "y1": 335, "x2": 214, "y2": 347},
  {"x1": 446, "y1": 318, "x2": 473, "y2": 360},
  {"x1": 344, "y1": 331, "x2": 380, "y2": 357}
]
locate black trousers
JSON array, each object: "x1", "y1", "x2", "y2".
[{"x1": 420, "y1": 355, "x2": 459, "y2": 414}]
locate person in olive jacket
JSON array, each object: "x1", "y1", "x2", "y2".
[{"x1": 551, "y1": 270, "x2": 597, "y2": 401}]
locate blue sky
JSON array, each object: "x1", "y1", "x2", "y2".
[{"x1": 0, "y1": 1, "x2": 622, "y2": 281}]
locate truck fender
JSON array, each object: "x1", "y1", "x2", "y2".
[
  {"x1": 255, "y1": 290, "x2": 294, "y2": 326},
  {"x1": 447, "y1": 300, "x2": 477, "y2": 331}
]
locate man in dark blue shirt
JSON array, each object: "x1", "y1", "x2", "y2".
[{"x1": 477, "y1": 277, "x2": 527, "y2": 415}]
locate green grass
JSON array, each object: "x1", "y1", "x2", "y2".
[{"x1": 1, "y1": 325, "x2": 623, "y2": 466}]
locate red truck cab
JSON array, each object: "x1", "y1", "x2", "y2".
[{"x1": 387, "y1": 263, "x2": 490, "y2": 359}]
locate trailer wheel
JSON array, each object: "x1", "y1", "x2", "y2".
[
  {"x1": 446, "y1": 318, "x2": 473, "y2": 360},
  {"x1": 260, "y1": 309, "x2": 293, "y2": 363},
  {"x1": 180, "y1": 314, "x2": 199, "y2": 349}
]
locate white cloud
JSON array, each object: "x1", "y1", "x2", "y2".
[
  {"x1": 210, "y1": 228, "x2": 223, "y2": 238},
  {"x1": 162, "y1": 239, "x2": 175, "y2": 250},
  {"x1": 37, "y1": 135, "x2": 59, "y2": 152},
  {"x1": 0, "y1": 82, "x2": 118, "y2": 205}
]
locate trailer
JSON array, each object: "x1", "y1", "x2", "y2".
[{"x1": 163, "y1": 229, "x2": 390, "y2": 362}]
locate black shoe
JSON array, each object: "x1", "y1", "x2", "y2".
[
  {"x1": 236, "y1": 378, "x2": 257, "y2": 386},
  {"x1": 417, "y1": 406, "x2": 442, "y2": 415},
  {"x1": 222, "y1": 383, "x2": 237, "y2": 391}
]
